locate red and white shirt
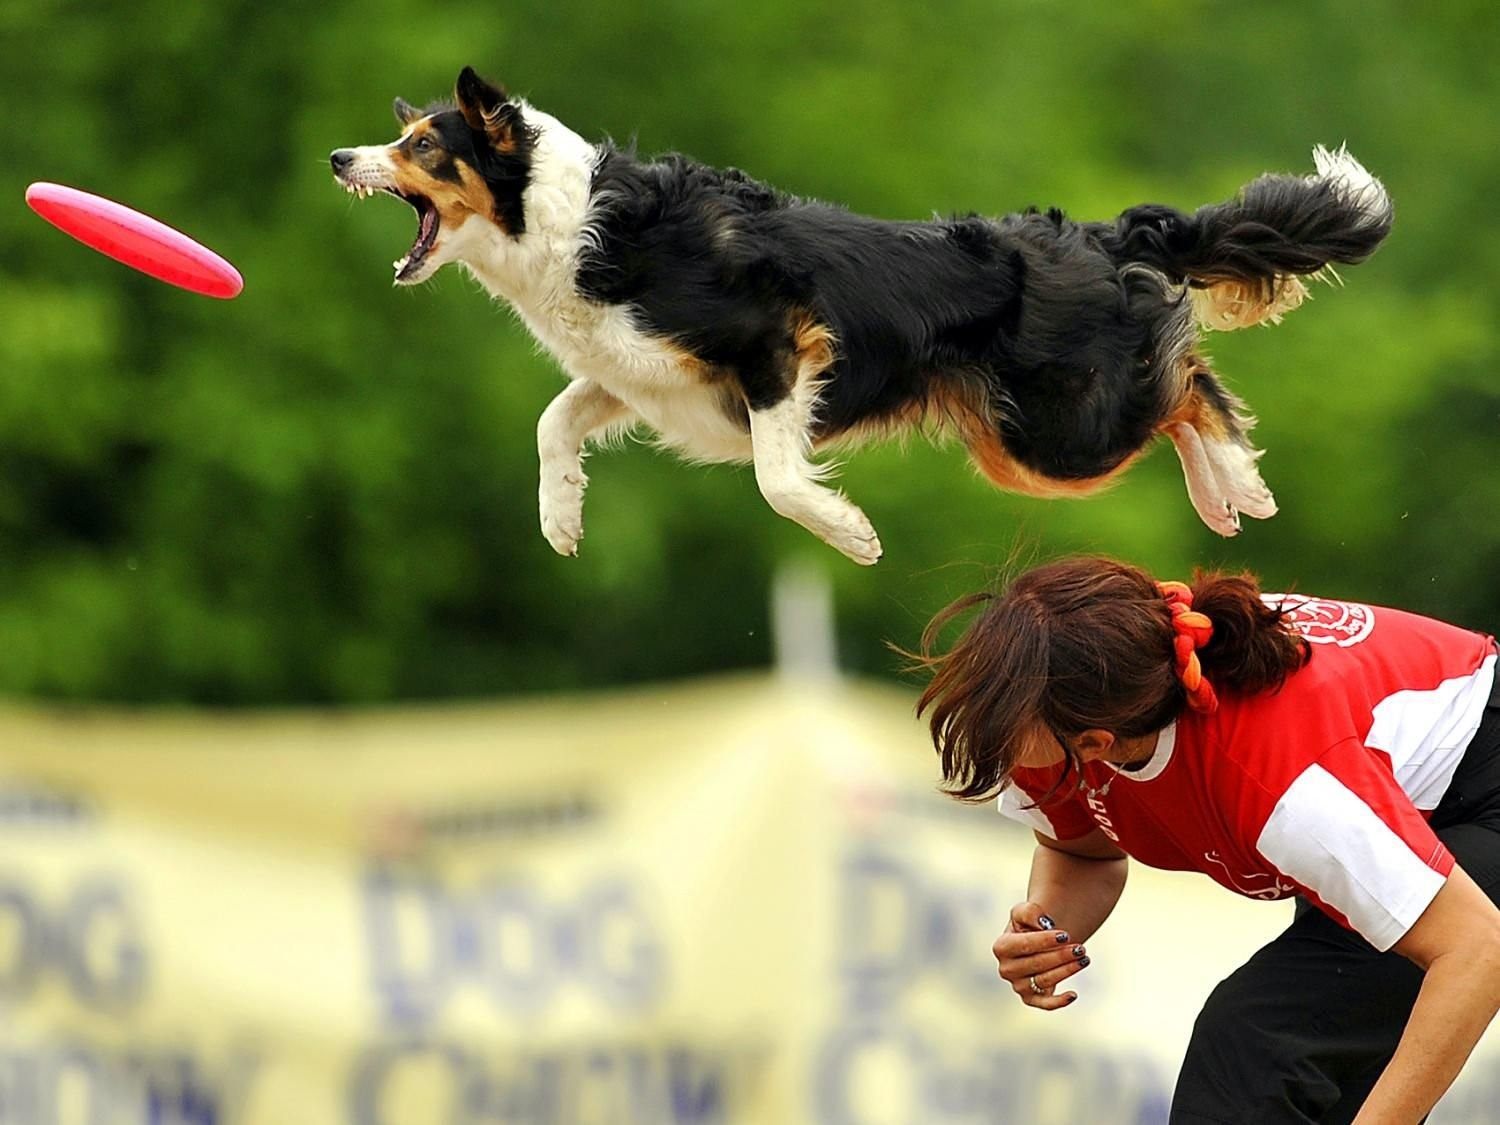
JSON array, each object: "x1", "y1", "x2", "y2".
[{"x1": 1000, "y1": 595, "x2": 1498, "y2": 951}]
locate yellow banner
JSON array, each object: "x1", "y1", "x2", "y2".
[{"x1": 2, "y1": 677, "x2": 1496, "y2": 1123}]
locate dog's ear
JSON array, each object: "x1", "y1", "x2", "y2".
[
  {"x1": 455, "y1": 66, "x2": 525, "y2": 153},
  {"x1": 393, "y1": 97, "x2": 422, "y2": 126}
]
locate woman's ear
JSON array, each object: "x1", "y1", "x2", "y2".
[{"x1": 1073, "y1": 729, "x2": 1118, "y2": 762}]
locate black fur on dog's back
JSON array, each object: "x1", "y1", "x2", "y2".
[
  {"x1": 576, "y1": 146, "x2": 1389, "y2": 487},
  {"x1": 578, "y1": 147, "x2": 1187, "y2": 481}
]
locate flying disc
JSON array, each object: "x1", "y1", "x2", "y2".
[{"x1": 25, "y1": 182, "x2": 243, "y2": 299}]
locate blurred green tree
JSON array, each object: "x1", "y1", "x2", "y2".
[{"x1": 1, "y1": 0, "x2": 1496, "y2": 703}]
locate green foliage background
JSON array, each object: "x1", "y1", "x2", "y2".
[{"x1": 1, "y1": 0, "x2": 1497, "y2": 704}]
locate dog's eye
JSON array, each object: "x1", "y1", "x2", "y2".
[{"x1": 414, "y1": 136, "x2": 434, "y2": 153}]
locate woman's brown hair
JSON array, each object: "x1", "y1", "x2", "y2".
[{"x1": 915, "y1": 557, "x2": 1310, "y2": 802}]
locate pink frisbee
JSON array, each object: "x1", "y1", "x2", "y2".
[{"x1": 25, "y1": 182, "x2": 243, "y2": 299}]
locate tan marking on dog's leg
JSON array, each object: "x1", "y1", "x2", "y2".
[
  {"x1": 749, "y1": 324, "x2": 880, "y2": 564},
  {"x1": 538, "y1": 379, "x2": 633, "y2": 557},
  {"x1": 791, "y1": 315, "x2": 836, "y2": 374}
]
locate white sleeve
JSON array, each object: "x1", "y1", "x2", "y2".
[{"x1": 1256, "y1": 762, "x2": 1447, "y2": 951}]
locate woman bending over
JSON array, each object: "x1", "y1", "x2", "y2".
[{"x1": 918, "y1": 557, "x2": 1500, "y2": 1123}]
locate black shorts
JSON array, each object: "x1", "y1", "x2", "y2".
[{"x1": 1169, "y1": 671, "x2": 1500, "y2": 1124}]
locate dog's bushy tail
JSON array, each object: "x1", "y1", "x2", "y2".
[{"x1": 1108, "y1": 146, "x2": 1393, "y2": 330}]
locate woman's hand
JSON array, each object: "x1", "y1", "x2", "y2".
[
  {"x1": 990, "y1": 828, "x2": 1124, "y2": 1011},
  {"x1": 993, "y1": 899, "x2": 1091, "y2": 1010}
]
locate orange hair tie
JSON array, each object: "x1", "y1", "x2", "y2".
[{"x1": 1156, "y1": 581, "x2": 1219, "y2": 713}]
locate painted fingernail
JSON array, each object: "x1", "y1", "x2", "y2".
[
  {"x1": 1055, "y1": 931, "x2": 1070, "y2": 943},
  {"x1": 1065, "y1": 993, "x2": 1078, "y2": 1005},
  {"x1": 1072, "y1": 945, "x2": 1086, "y2": 958},
  {"x1": 1079, "y1": 956, "x2": 1091, "y2": 969},
  {"x1": 1039, "y1": 915, "x2": 1055, "y2": 930}
]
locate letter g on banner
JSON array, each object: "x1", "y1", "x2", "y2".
[{"x1": 0, "y1": 874, "x2": 148, "y2": 1010}]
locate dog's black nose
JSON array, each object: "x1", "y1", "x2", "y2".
[{"x1": 329, "y1": 149, "x2": 354, "y2": 173}]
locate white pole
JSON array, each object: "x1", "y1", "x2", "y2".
[{"x1": 771, "y1": 561, "x2": 839, "y2": 683}]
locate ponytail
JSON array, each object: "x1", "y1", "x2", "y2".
[{"x1": 1190, "y1": 571, "x2": 1309, "y2": 696}]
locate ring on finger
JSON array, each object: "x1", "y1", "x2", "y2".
[{"x1": 1028, "y1": 975, "x2": 1044, "y2": 996}]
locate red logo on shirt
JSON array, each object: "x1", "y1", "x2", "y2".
[{"x1": 1267, "y1": 595, "x2": 1375, "y2": 648}]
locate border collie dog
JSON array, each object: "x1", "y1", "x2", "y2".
[{"x1": 331, "y1": 67, "x2": 1391, "y2": 564}]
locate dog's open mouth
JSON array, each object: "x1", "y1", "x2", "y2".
[
  {"x1": 337, "y1": 170, "x2": 442, "y2": 281},
  {"x1": 388, "y1": 190, "x2": 439, "y2": 281}
]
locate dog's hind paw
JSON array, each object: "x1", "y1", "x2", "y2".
[
  {"x1": 1225, "y1": 478, "x2": 1277, "y2": 521},
  {"x1": 1205, "y1": 439, "x2": 1278, "y2": 521},
  {"x1": 1168, "y1": 423, "x2": 1278, "y2": 537},
  {"x1": 1198, "y1": 499, "x2": 1243, "y2": 539}
]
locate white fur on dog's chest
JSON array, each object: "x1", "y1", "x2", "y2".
[
  {"x1": 447, "y1": 118, "x2": 753, "y2": 463},
  {"x1": 460, "y1": 244, "x2": 752, "y2": 463},
  {"x1": 530, "y1": 304, "x2": 753, "y2": 463}
]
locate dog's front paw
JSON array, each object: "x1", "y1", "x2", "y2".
[
  {"x1": 842, "y1": 532, "x2": 884, "y2": 566},
  {"x1": 827, "y1": 508, "x2": 884, "y2": 566},
  {"x1": 539, "y1": 468, "x2": 586, "y2": 557}
]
